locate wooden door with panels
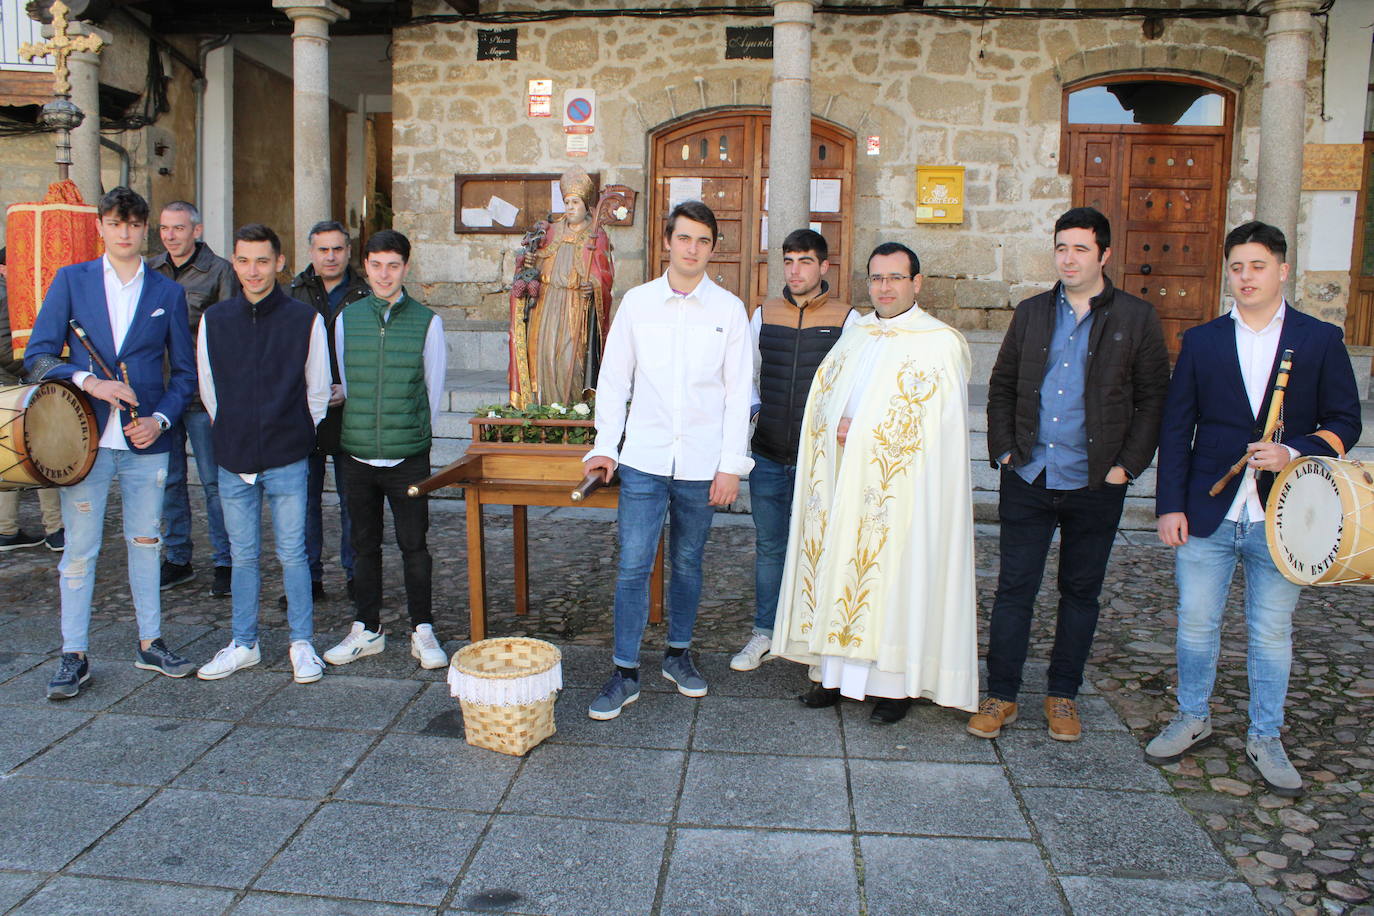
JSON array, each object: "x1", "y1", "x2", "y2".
[
  {"x1": 1065, "y1": 77, "x2": 1233, "y2": 355},
  {"x1": 649, "y1": 109, "x2": 855, "y2": 310},
  {"x1": 1345, "y1": 141, "x2": 1374, "y2": 347}
]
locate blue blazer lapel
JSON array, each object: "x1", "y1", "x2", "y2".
[
  {"x1": 116, "y1": 269, "x2": 158, "y2": 361},
  {"x1": 1256, "y1": 308, "x2": 1308, "y2": 426},
  {"x1": 77, "y1": 261, "x2": 117, "y2": 370},
  {"x1": 1212, "y1": 316, "x2": 1251, "y2": 419}
]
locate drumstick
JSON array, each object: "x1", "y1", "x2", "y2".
[
  {"x1": 1208, "y1": 348, "x2": 1293, "y2": 497},
  {"x1": 119, "y1": 362, "x2": 140, "y2": 421}
]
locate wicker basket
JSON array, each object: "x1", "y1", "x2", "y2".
[{"x1": 448, "y1": 637, "x2": 562, "y2": 756}]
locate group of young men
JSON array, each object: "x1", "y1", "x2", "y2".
[
  {"x1": 584, "y1": 201, "x2": 1358, "y2": 799},
  {"x1": 24, "y1": 187, "x2": 447, "y2": 698}
]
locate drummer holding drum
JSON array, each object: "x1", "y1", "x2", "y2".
[
  {"x1": 1149, "y1": 221, "x2": 1361, "y2": 797},
  {"x1": 23, "y1": 187, "x2": 199, "y2": 700}
]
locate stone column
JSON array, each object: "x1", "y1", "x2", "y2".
[
  {"x1": 1252, "y1": 0, "x2": 1321, "y2": 257},
  {"x1": 766, "y1": 0, "x2": 819, "y2": 296},
  {"x1": 57, "y1": 20, "x2": 110, "y2": 203},
  {"x1": 273, "y1": 0, "x2": 348, "y2": 269}
]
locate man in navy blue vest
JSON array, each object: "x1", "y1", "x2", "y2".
[
  {"x1": 1147, "y1": 222, "x2": 1360, "y2": 797},
  {"x1": 26, "y1": 187, "x2": 198, "y2": 700},
  {"x1": 194, "y1": 224, "x2": 332, "y2": 685},
  {"x1": 730, "y1": 228, "x2": 855, "y2": 673}
]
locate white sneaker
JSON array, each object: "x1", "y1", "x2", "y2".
[
  {"x1": 730, "y1": 633, "x2": 772, "y2": 671},
  {"x1": 411, "y1": 624, "x2": 448, "y2": 669},
  {"x1": 290, "y1": 640, "x2": 324, "y2": 684},
  {"x1": 323, "y1": 622, "x2": 385, "y2": 666},
  {"x1": 197, "y1": 641, "x2": 260, "y2": 680}
]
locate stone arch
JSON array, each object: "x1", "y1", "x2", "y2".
[{"x1": 1054, "y1": 44, "x2": 1260, "y2": 93}]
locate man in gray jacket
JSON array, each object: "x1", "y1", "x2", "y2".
[{"x1": 148, "y1": 201, "x2": 238, "y2": 596}]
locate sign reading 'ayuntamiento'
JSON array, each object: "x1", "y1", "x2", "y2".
[{"x1": 725, "y1": 26, "x2": 772, "y2": 59}]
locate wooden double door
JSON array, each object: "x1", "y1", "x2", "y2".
[
  {"x1": 649, "y1": 110, "x2": 855, "y2": 309},
  {"x1": 1069, "y1": 126, "x2": 1229, "y2": 353}
]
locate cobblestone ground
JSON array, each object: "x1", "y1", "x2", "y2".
[{"x1": 2, "y1": 495, "x2": 1371, "y2": 915}]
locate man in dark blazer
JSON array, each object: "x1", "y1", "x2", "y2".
[
  {"x1": 25, "y1": 187, "x2": 198, "y2": 700},
  {"x1": 971, "y1": 207, "x2": 1170, "y2": 743},
  {"x1": 1147, "y1": 221, "x2": 1360, "y2": 798}
]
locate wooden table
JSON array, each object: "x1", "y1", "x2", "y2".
[{"x1": 411, "y1": 442, "x2": 663, "y2": 642}]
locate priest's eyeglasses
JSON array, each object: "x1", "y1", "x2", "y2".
[{"x1": 867, "y1": 274, "x2": 913, "y2": 286}]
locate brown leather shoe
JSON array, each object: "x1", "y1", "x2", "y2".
[
  {"x1": 966, "y1": 696, "x2": 1018, "y2": 738},
  {"x1": 1045, "y1": 696, "x2": 1082, "y2": 742}
]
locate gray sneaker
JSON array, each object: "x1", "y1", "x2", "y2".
[
  {"x1": 1247, "y1": 736, "x2": 1302, "y2": 797},
  {"x1": 1144, "y1": 713, "x2": 1213, "y2": 765},
  {"x1": 661, "y1": 650, "x2": 708, "y2": 698},
  {"x1": 588, "y1": 671, "x2": 640, "y2": 721}
]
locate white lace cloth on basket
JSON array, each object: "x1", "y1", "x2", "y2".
[{"x1": 448, "y1": 662, "x2": 563, "y2": 706}]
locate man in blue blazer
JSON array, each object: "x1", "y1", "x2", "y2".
[
  {"x1": 24, "y1": 187, "x2": 199, "y2": 700},
  {"x1": 1148, "y1": 221, "x2": 1361, "y2": 797}
]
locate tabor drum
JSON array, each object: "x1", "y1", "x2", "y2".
[
  {"x1": 0, "y1": 381, "x2": 98, "y2": 489},
  {"x1": 1266, "y1": 456, "x2": 1374, "y2": 586}
]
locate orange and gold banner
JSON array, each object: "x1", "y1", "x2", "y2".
[{"x1": 6, "y1": 180, "x2": 101, "y2": 360}]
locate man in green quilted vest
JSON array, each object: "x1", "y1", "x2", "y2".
[{"x1": 322, "y1": 230, "x2": 449, "y2": 671}]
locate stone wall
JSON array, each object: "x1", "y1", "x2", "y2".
[{"x1": 391, "y1": 2, "x2": 1293, "y2": 332}]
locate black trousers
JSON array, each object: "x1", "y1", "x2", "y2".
[
  {"x1": 339, "y1": 451, "x2": 433, "y2": 631},
  {"x1": 986, "y1": 467, "x2": 1126, "y2": 701}
]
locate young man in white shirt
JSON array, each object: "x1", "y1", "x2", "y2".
[{"x1": 584, "y1": 201, "x2": 754, "y2": 720}]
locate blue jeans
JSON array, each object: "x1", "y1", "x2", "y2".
[
  {"x1": 306, "y1": 451, "x2": 354, "y2": 582},
  {"x1": 217, "y1": 459, "x2": 313, "y2": 647},
  {"x1": 58, "y1": 448, "x2": 168, "y2": 653},
  {"x1": 611, "y1": 465, "x2": 716, "y2": 669},
  {"x1": 1173, "y1": 517, "x2": 1302, "y2": 738},
  {"x1": 162, "y1": 410, "x2": 231, "y2": 568},
  {"x1": 750, "y1": 453, "x2": 796, "y2": 637}
]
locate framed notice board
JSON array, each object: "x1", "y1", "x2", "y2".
[{"x1": 453, "y1": 172, "x2": 601, "y2": 235}]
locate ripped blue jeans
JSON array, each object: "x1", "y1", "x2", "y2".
[{"x1": 58, "y1": 447, "x2": 168, "y2": 653}]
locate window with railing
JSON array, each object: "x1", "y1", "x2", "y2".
[{"x1": 1, "y1": 0, "x2": 52, "y2": 71}]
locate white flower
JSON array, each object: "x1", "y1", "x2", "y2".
[
  {"x1": 487, "y1": 411, "x2": 498, "y2": 418},
  {"x1": 549, "y1": 402, "x2": 564, "y2": 412},
  {"x1": 573, "y1": 403, "x2": 591, "y2": 416}
]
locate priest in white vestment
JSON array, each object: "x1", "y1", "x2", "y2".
[{"x1": 770, "y1": 242, "x2": 979, "y2": 724}]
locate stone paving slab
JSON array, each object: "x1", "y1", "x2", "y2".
[
  {"x1": 0, "y1": 871, "x2": 45, "y2": 912},
  {"x1": 247, "y1": 675, "x2": 423, "y2": 732},
  {"x1": 678, "y1": 752, "x2": 850, "y2": 831},
  {"x1": 172, "y1": 723, "x2": 376, "y2": 799},
  {"x1": 0, "y1": 650, "x2": 47, "y2": 685},
  {"x1": 69, "y1": 788, "x2": 315, "y2": 888},
  {"x1": 503, "y1": 744, "x2": 684, "y2": 823},
  {"x1": 860, "y1": 836, "x2": 1065, "y2": 915},
  {"x1": 18, "y1": 713, "x2": 232, "y2": 786},
  {"x1": 1058, "y1": 876, "x2": 1266, "y2": 915},
  {"x1": 548, "y1": 687, "x2": 694, "y2": 750},
  {"x1": 7, "y1": 875, "x2": 237, "y2": 915},
  {"x1": 690, "y1": 694, "x2": 842, "y2": 756},
  {"x1": 254, "y1": 802, "x2": 485, "y2": 907},
  {"x1": 0, "y1": 705, "x2": 93, "y2": 774},
  {"x1": 391, "y1": 682, "x2": 464, "y2": 736},
  {"x1": 0, "y1": 779, "x2": 153, "y2": 871},
  {"x1": 1022, "y1": 786, "x2": 1235, "y2": 878},
  {"x1": 110, "y1": 668, "x2": 291, "y2": 722},
  {"x1": 336, "y1": 733, "x2": 520, "y2": 812},
  {"x1": 662, "y1": 828, "x2": 860, "y2": 915},
  {"x1": 997, "y1": 730, "x2": 1172, "y2": 791},
  {"x1": 0, "y1": 614, "x2": 111, "y2": 654},
  {"x1": 81, "y1": 621, "x2": 213, "y2": 659},
  {"x1": 838, "y1": 699, "x2": 998, "y2": 764},
  {"x1": 1004, "y1": 692, "x2": 1127, "y2": 733},
  {"x1": 232, "y1": 893, "x2": 435, "y2": 915},
  {"x1": 851, "y1": 759, "x2": 1030, "y2": 839},
  {"x1": 0, "y1": 660, "x2": 154, "y2": 710},
  {"x1": 454, "y1": 815, "x2": 666, "y2": 915}
]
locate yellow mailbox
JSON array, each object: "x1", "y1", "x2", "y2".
[{"x1": 915, "y1": 166, "x2": 965, "y2": 224}]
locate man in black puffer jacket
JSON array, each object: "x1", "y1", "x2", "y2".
[{"x1": 971, "y1": 206, "x2": 1170, "y2": 743}]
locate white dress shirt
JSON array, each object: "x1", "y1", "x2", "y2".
[
  {"x1": 586, "y1": 272, "x2": 754, "y2": 480},
  {"x1": 74, "y1": 255, "x2": 161, "y2": 450},
  {"x1": 198, "y1": 310, "x2": 332, "y2": 484},
  {"x1": 1226, "y1": 302, "x2": 1295, "y2": 523},
  {"x1": 333, "y1": 299, "x2": 448, "y2": 468}
]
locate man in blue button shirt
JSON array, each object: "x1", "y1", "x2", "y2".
[{"x1": 971, "y1": 207, "x2": 1171, "y2": 742}]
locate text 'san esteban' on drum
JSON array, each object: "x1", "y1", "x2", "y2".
[
  {"x1": 1266, "y1": 456, "x2": 1374, "y2": 586},
  {"x1": 0, "y1": 381, "x2": 98, "y2": 490}
]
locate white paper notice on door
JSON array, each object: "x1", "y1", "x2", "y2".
[
  {"x1": 461, "y1": 208, "x2": 494, "y2": 228},
  {"x1": 487, "y1": 196, "x2": 520, "y2": 227},
  {"x1": 550, "y1": 180, "x2": 566, "y2": 214},
  {"x1": 668, "y1": 177, "x2": 703, "y2": 210},
  {"x1": 810, "y1": 179, "x2": 842, "y2": 213}
]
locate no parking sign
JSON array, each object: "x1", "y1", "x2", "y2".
[{"x1": 563, "y1": 89, "x2": 595, "y2": 134}]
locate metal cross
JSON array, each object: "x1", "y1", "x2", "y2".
[{"x1": 18, "y1": 1, "x2": 105, "y2": 98}]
